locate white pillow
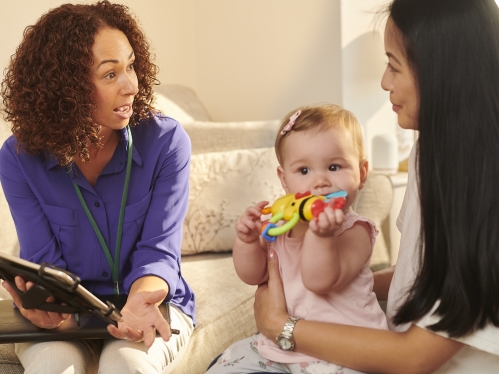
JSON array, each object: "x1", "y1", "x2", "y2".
[
  {"x1": 182, "y1": 147, "x2": 282, "y2": 255},
  {"x1": 153, "y1": 92, "x2": 195, "y2": 125}
]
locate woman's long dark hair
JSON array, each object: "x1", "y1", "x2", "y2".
[{"x1": 391, "y1": 0, "x2": 499, "y2": 337}]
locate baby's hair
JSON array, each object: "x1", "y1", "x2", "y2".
[{"x1": 274, "y1": 103, "x2": 366, "y2": 165}]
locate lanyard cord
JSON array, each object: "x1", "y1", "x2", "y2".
[{"x1": 69, "y1": 125, "x2": 133, "y2": 294}]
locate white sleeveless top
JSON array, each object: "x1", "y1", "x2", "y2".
[{"x1": 388, "y1": 143, "x2": 499, "y2": 373}]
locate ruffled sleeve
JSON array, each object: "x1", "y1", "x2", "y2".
[{"x1": 334, "y1": 208, "x2": 379, "y2": 247}]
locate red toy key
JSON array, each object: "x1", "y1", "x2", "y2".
[{"x1": 331, "y1": 197, "x2": 346, "y2": 210}]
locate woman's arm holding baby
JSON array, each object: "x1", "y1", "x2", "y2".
[
  {"x1": 255, "y1": 249, "x2": 463, "y2": 374},
  {"x1": 232, "y1": 201, "x2": 269, "y2": 285},
  {"x1": 301, "y1": 206, "x2": 372, "y2": 293}
]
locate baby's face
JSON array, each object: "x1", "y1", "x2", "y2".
[{"x1": 277, "y1": 127, "x2": 367, "y2": 210}]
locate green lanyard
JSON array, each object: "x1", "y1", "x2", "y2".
[{"x1": 69, "y1": 125, "x2": 133, "y2": 294}]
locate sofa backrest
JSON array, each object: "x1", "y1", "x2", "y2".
[
  {"x1": 154, "y1": 84, "x2": 212, "y2": 122},
  {"x1": 0, "y1": 119, "x2": 18, "y2": 259},
  {"x1": 0, "y1": 119, "x2": 19, "y2": 300}
]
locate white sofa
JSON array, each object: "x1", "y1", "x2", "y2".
[{"x1": 0, "y1": 85, "x2": 394, "y2": 374}]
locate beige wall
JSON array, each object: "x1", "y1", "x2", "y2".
[
  {"x1": 0, "y1": 0, "x2": 196, "y2": 90},
  {"x1": 0, "y1": 0, "x2": 397, "y2": 161},
  {"x1": 340, "y1": 0, "x2": 397, "y2": 163},
  {"x1": 189, "y1": 0, "x2": 342, "y2": 122}
]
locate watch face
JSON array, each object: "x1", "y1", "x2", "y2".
[{"x1": 277, "y1": 336, "x2": 293, "y2": 350}]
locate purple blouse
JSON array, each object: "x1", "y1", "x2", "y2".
[{"x1": 0, "y1": 114, "x2": 195, "y2": 323}]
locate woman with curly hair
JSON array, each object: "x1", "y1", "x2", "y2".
[{"x1": 0, "y1": 1, "x2": 194, "y2": 373}]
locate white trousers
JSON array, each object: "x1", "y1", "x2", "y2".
[{"x1": 15, "y1": 305, "x2": 194, "y2": 374}]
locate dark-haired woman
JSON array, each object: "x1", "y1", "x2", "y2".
[
  {"x1": 253, "y1": 0, "x2": 499, "y2": 373},
  {"x1": 0, "y1": 2, "x2": 194, "y2": 373}
]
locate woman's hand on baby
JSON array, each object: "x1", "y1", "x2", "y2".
[
  {"x1": 308, "y1": 205, "x2": 344, "y2": 237},
  {"x1": 1, "y1": 277, "x2": 71, "y2": 329},
  {"x1": 107, "y1": 289, "x2": 171, "y2": 347},
  {"x1": 235, "y1": 201, "x2": 269, "y2": 244}
]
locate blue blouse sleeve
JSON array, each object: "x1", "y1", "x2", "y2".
[{"x1": 0, "y1": 138, "x2": 68, "y2": 269}]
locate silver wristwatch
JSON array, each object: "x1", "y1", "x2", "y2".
[{"x1": 276, "y1": 316, "x2": 299, "y2": 351}]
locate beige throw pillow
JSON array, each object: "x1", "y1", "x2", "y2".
[{"x1": 182, "y1": 147, "x2": 282, "y2": 255}]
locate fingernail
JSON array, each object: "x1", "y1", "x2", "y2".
[{"x1": 268, "y1": 248, "x2": 275, "y2": 260}]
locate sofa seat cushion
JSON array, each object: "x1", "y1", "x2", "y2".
[
  {"x1": 172, "y1": 253, "x2": 257, "y2": 374},
  {"x1": 0, "y1": 344, "x2": 23, "y2": 374}
]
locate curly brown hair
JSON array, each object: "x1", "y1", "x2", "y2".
[{"x1": 1, "y1": 1, "x2": 159, "y2": 166}]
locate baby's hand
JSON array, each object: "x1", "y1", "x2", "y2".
[
  {"x1": 308, "y1": 204, "x2": 344, "y2": 237},
  {"x1": 235, "y1": 201, "x2": 269, "y2": 244}
]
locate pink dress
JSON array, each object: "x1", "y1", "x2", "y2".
[{"x1": 258, "y1": 209, "x2": 388, "y2": 363}]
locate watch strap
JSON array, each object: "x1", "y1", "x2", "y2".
[{"x1": 276, "y1": 316, "x2": 299, "y2": 350}]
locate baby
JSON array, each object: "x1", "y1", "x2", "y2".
[{"x1": 207, "y1": 103, "x2": 387, "y2": 374}]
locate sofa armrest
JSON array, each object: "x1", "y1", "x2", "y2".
[
  {"x1": 154, "y1": 84, "x2": 212, "y2": 122},
  {"x1": 352, "y1": 172, "x2": 394, "y2": 271},
  {"x1": 0, "y1": 119, "x2": 19, "y2": 283}
]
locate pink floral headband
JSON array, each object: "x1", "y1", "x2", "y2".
[{"x1": 280, "y1": 110, "x2": 301, "y2": 135}]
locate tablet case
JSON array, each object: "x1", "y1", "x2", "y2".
[
  {"x1": 0, "y1": 254, "x2": 178, "y2": 343},
  {"x1": 0, "y1": 296, "x2": 172, "y2": 343}
]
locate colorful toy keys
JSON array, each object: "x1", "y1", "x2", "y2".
[{"x1": 260, "y1": 190, "x2": 348, "y2": 242}]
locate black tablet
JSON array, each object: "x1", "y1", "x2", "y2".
[
  {"x1": 0, "y1": 252, "x2": 122, "y2": 325},
  {"x1": 0, "y1": 253, "x2": 179, "y2": 342}
]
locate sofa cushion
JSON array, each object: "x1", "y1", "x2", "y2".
[
  {"x1": 352, "y1": 172, "x2": 393, "y2": 271},
  {"x1": 172, "y1": 253, "x2": 257, "y2": 374},
  {"x1": 182, "y1": 120, "x2": 280, "y2": 154},
  {"x1": 154, "y1": 85, "x2": 212, "y2": 122},
  {"x1": 153, "y1": 92, "x2": 195, "y2": 125},
  {"x1": 0, "y1": 120, "x2": 19, "y2": 301},
  {"x1": 0, "y1": 344, "x2": 23, "y2": 374},
  {"x1": 0, "y1": 184, "x2": 18, "y2": 300},
  {"x1": 182, "y1": 147, "x2": 281, "y2": 255},
  {"x1": 0, "y1": 176, "x2": 17, "y2": 259}
]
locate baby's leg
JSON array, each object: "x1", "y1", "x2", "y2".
[
  {"x1": 206, "y1": 334, "x2": 289, "y2": 374},
  {"x1": 287, "y1": 361, "x2": 368, "y2": 374}
]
